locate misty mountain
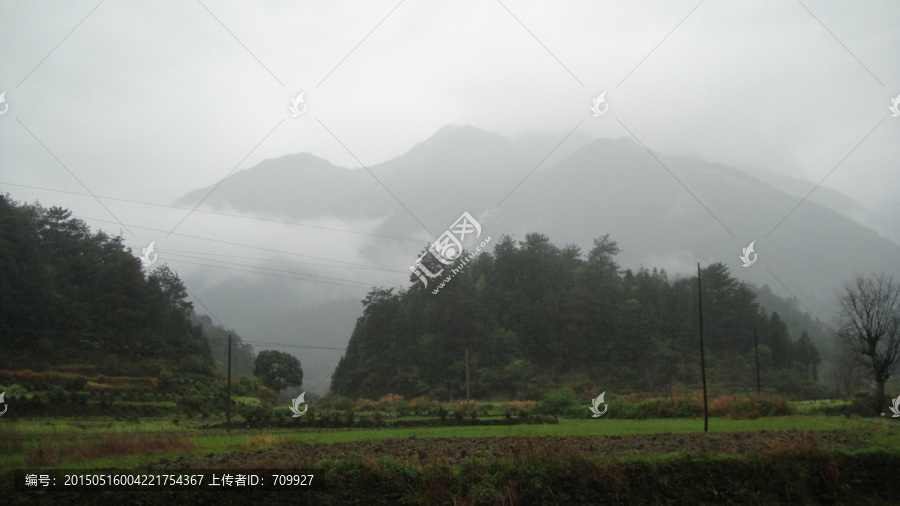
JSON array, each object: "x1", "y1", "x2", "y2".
[
  {"x1": 751, "y1": 168, "x2": 898, "y2": 245},
  {"x1": 493, "y1": 137, "x2": 900, "y2": 322},
  {"x1": 175, "y1": 125, "x2": 900, "y2": 389},
  {"x1": 176, "y1": 125, "x2": 595, "y2": 236},
  {"x1": 177, "y1": 153, "x2": 374, "y2": 221}
]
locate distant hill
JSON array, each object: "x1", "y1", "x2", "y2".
[
  {"x1": 329, "y1": 238, "x2": 825, "y2": 400},
  {"x1": 750, "y1": 167, "x2": 898, "y2": 245},
  {"x1": 175, "y1": 125, "x2": 900, "y2": 328}
]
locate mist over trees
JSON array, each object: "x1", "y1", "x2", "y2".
[
  {"x1": 0, "y1": 195, "x2": 214, "y2": 375},
  {"x1": 191, "y1": 314, "x2": 255, "y2": 377},
  {"x1": 331, "y1": 233, "x2": 824, "y2": 400}
]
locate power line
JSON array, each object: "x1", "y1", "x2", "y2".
[
  {"x1": 160, "y1": 251, "x2": 384, "y2": 288},
  {"x1": 239, "y1": 340, "x2": 346, "y2": 351},
  {"x1": 184, "y1": 286, "x2": 228, "y2": 329},
  {"x1": 144, "y1": 246, "x2": 392, "y2": 272},
  {"x1": 0, "y1": 181, "x2": 424, "y2": 243},
  {"x1": 72, "y1": 214, "x2": 408, "y2": 274},
  {"x1": 163, "y1": 257, "x2": 376, "y2": 290}
]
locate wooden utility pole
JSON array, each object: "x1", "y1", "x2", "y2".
[
  {"x1": 465, "y1": 349, "x2": 470, "y2": 409},
  {"x1": 227, "y1": 334, "x2": 232, "y2": 433},
  {"x1": 753, "y1": 328, "x2": 761, "y2": 398},
  {"x1": 697, "y1": 264, "x2": 709, "y2": 433}
]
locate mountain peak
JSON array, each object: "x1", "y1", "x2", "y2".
[{"x1": 402, "y1": 125, "x2": 513, "y2": 162}]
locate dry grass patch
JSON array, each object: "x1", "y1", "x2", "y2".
[
  {"x1": 26, "y1": 432, "x2": 197, "y2": 466},
  {"x1": 0, "y1": 421, "x2": 24, "y2": 456},
  {"x1": 248, "y1": 434, "x2": 284, "y2": 448}
]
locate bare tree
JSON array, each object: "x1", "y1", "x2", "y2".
[
  {"x1": 834, "y1": 273, "x2": 900, "y2": 412},
  {"x1": 826, "y1": 347, "x2": 868, "y2": 397}
]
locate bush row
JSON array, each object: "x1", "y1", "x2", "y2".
[{"x1": 529, "y1": 388, "x2": 795, "y2": 419}]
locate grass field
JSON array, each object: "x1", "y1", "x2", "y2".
[
  {"x1": 2, "y1": 415, "x2": 898, "y2": 470},
  {"x1": 3, "y1": 414, "x2": 899, "y2": 504}
]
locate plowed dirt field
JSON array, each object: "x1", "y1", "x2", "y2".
[{"x1": 149, "y1": 429, "x2": 870, "y2": 469}]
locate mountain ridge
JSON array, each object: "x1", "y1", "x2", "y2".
[{"x1": 174, "y1": 124, "x2": 900, "y2": 352}]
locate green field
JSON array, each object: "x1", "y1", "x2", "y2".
[
  {"x1": 3, "y1": 415, "x2": 898, "y2": 470},
  {"x1": 4, "y1": 414, "x2": 899, "y2": 505}
]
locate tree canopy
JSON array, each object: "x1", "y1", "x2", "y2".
[
  {"x1": 0, "y1": 195, "x2": 215, "y2": 375},
  {"x1": 254, "y1": 350, "x2": 304, "y2": 393},
  {"x1": 331, "y1": 232, "x2": 824, "y2": 400}
]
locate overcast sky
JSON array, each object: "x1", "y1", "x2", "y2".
[{"x1": 2, "y1": 0, "x2": 898, "y2": 294}]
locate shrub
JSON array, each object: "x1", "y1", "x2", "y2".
[
  {"x1": 606, "y1": 393, "x2": 702, "y2": 419},
  {"x1": 65, "y1": 376, "x2": 88, "y2": 391},
  {"x1": 499, "y1": 400, "x2": 536, "y2": 413},
  {"x1": 791, "y1": 399, "x2": 850, "y2": 415},
  {"x1": 158, "y1": 369, "x2": 174, "y2": 389},
  {"x1": 396, "y1": 400, "x2": 411, "y2": 417},
  {"x1": 257, "y1": 386, "x2": 278, "y2": 407},
  {"x1": 457, "y1": 400, "x2": 481, "y2": 414},
  {"x1": 179, "y1": 355, "x2": 211, "y2": 375},
  {"x1": 177, "y1": 395, "x2": 217, "y2": 416},
  {"x1": 325, "y1": 395, "x2": 354, "y2": 412},
  {"x1": 673, "y1": 395, "x2": 701, "y2": 418},
  {"x1": 103, "y1": 355, "x2": 125, "y2": 376},
  {"x1": 241, "y1": 404, "x2": 272, "y2": 423},
  {"x1": 409, "y1": 397, "x2": 435, "y2": 415},
  {"x1": 709, "y1": 395, "x2": 791, "y2": 419},
  {"x1": 272, "y1": 405, "x2": 294, "y2": 420},
  {"x1": 536, "y1": 387, "x2": 579, "y2": 415},
  {"x1": 850, "y1": 391, "x2": 879, "y2": 417},
  {"x1": 0, "y1": 384, "x2": 28, "y2": 398},
  {"x1": 138, "y1": 359, "x2": 164, "y2": 377},
  {"x1": 354, "y1": 398, "x2": 378, "y2": 412},
  {"x1": 232, "y1": 375, "x2": 261, "y2": 397},
  {"x1": 47, "y1": 386, "x2": 68, "y2": 403},
  {"x1": 378, "y1": 393, "x2": 404, "y2": 413},
  {"x1": 431, "y1": 385, "x2": 451, "y2": 402}
]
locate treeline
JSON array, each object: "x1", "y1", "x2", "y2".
[
  {"x1": 331, "y1": 233, "x2": 823, "y2": 400},
  {"x1": 0, "y1": 195, "x2": 214, "y2": 376}
]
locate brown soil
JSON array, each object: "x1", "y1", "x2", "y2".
[{"x1": 148, "y1": 429, "x2": 871, "y2": 470}]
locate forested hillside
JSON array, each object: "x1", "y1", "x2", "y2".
[
  {"x1": 331, "y1": 233, "x2": 823, "y2": 400},
  {"x1": 0, "y1": 195, "x2": 215, "y2": 376},
  {"x1": 192, "y1": 314, "x2": 255, "y2": 377}
]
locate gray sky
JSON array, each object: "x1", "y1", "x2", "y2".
[{"x1": 2, "y1": 0, "x2": 898, "y2": 301}]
